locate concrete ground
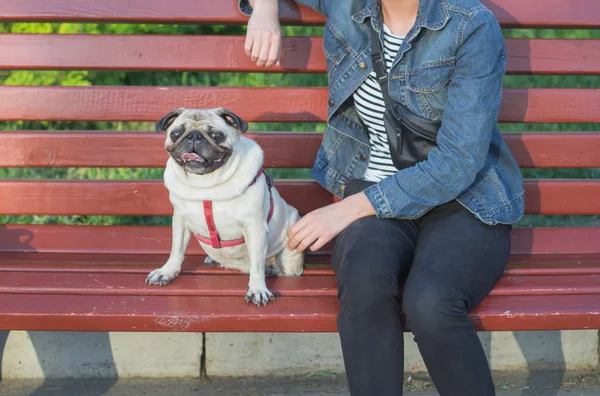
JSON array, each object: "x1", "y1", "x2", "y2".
[{"x1": 1, "y1": 372, "x2": 600, "y2": 396}]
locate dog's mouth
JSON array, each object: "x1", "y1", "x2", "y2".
[
  {"x1": 176, "y1": 150, "x2": 230, "y2": 173},
  {"x1": 181, "y1": 152, "x2": 225, "y2": 164}
]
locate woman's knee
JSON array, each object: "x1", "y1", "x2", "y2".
[
  {"x1": 333, "y1": 219, "x2": 402, "y2": 312},
  {"x1": 341, "y1": 264, "x2": 400, "y2": 307},
  {"x1": 402, "y1": 283, "x2": 468, "y2": 337},
  {"x1": 332, "y1": 216, "x2": 417, "y2": 319}
]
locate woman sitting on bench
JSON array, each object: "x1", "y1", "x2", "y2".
[{"x1": 241, "y1": 0, "x2": 525, "y2": 395}]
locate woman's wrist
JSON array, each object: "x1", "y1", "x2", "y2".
[
  {"x1": 249, "y1": 0, "x2": 278, "y2": 12},
  {"x1": 340, "y1": 192, "x2": 377, "y2": 221}
]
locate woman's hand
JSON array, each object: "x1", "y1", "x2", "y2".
[
  {"x1": 288, "y1": 192, "x2": 377, "y2": 253},
  {"x1": 245, "y1": 0, "x2": 282, "y2": 67}
]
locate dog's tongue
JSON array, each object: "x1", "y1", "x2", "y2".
[{"x1": 182, "y1": 153, "x2": 205, "y2": 163}]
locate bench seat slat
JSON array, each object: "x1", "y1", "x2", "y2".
[
  {"x1": 2, "y1": 132, "x2": 600, "y2": 169},
  {"x1": 1, "y1": 179, "x2": 600, "y2": 216},
  {"x1": 2, "y1": 35, "x2": 600, "y2": 75},
  {"x1": 0, "y1": 253, "x2": 336, "y2": 273},
  {"x1": 3, "y1": 253, "x2": 600, "y2": 276},
  {"x1": 2, "y1": 225, "x2": 600, "y2": 256},
  {"x1": 1, "y1": 0, "x2": 599, "y2": 28},
  {"x1": 1, "y1": 87, "x2": 599, "y2": 123},
  {"x1": 0, "y1": 293, "x2": 599, "y2": 332},
  {"x1": 1, "y1": 271, "x2": 599, "y2": 297}
]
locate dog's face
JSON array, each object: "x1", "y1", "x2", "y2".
[{"x1": 156, "y1": 107, "x2": 248, "y2": 175}]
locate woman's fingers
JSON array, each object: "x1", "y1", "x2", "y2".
[
  {"x1": 287, "y1": 212, "x2": 334, "y2": 253},
  {"x1": 244, "y1": 31, "x2": 254, "y2": 57},
  {"x1": 288, "y1": 218, "x2": 312, "y2": 251},
  {"x1": 250, "y1": 34, "x2": 263, "y2": 63},
  {"x1": 295, "y1": 231, "x2": 320, "y2": 253},
  {"x1": 265, "y1": 34, "x2": 281, "y2": 67},
  {"x1": 289, "y1": 213, "x2": 311, "y2": 237},
  {"x1": 309, "y1": 235, "x2": 332, "y2": 252},
  {"x1": 256, "y1": 33, "x2": 272, "y2": 67},
  {"x1": 252, "y1": 32, "x2": 281, "y2": 67}
]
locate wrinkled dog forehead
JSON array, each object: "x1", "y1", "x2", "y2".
[
  {"x1": 156, "y1": 107, "x2": 248, "y2": 136},
  {"x1": 174, "y1": 109, "x2": 229, "y2": 129}
]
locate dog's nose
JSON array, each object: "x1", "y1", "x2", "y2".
[{"x1": 187, "y1": 131, "x2": 202, "y2": 140}]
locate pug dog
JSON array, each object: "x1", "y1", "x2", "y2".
[{"x1": 145, "y1": 107, "x2": 304, "y2": 306}]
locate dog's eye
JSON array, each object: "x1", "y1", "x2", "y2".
[
  {"x1": 170, "y1": 128, "x2": 183, "y2": 140},
  {"x1": 209, "y1": 132, "x2": 224, "y2": 142}
]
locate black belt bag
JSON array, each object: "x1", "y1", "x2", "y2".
[
  {"x1": 341, "y1": 26, "x2": 443, "y2": 199},
  {"x1": 342, "y1": 179, "x2": 376, "y2": 198},
  {"x1": 370, "y1": 25, "x2": 441, "y2": 171}
]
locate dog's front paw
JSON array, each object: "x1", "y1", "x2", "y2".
[
  {"x1": 245, "y1": 285, "x2": 275, "y2": 307},
  {"x1": 145, "y1": 268, "x2": 179, "y2": 286}
]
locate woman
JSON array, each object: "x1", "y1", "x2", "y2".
[{"x1": 240, "y1": 0, "x2": 525, "y2": 395}]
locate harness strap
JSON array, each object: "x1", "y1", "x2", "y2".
[{"x1": 196, "y1": 168, "x2": 274, "y2": 249}]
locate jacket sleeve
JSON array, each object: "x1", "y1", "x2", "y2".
[
  {"x1": 238, "y1": 0, "x2": 328, "y2": 16},
  {"x1": 363, "y1": 9, "x2": 507, "y2": 219}
]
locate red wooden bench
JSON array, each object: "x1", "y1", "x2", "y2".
[{"x1": 0, "y1": 0, "x2": 600, "y2": 334}]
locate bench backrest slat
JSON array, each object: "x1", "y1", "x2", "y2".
[
  {"x1": 1, "y1": 132, "x2": 599, "y2": 169},
  {"x1": 1, "y1": 0, "x2": 599, "y2": 28},
  {"x1": 1, "y1": 225, "x2": 599, "y2": 256},
  {"x1": 1, "y1": 36, "x2": 600, "y2": 75},
  {"x1": 1, "y1": 87, "x2": 599, "y2": 123},
  {"x1": 0, "y1": 180, "x2": 599, "y2": 216}
]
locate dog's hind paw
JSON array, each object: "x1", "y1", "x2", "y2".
[
  {"x1": 245, "y1": 285, "x2": 275, "y2": 307},
  {"x1": 204, "y1": 256, "x2": 218, "y2": 265},
  {"x1": 265, "y1": 264, "x2": 281, "y2": 278},
  {"x1": 145, "y1": 268, "x2": 179, "y2": 286}
]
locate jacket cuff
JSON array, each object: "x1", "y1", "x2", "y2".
[
  {"x1": 363, "y1": 183, "x2": 393, "y2": 219},
  {"x1": 238, "y1": 0, "x2": 253, "y2": 16}
]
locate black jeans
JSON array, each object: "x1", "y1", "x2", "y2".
[{"x1": 332, "y1": 200, "x2": 512, "y2": 396}]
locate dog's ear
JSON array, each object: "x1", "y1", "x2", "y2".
[
  {"x1": 155, "y1": 108, "x2": 185, "y2": 134},
  {"x1": 216, "y1": 108, "x2": 248, "y2": 133}
]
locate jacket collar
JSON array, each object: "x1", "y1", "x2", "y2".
[{"x1": 352, "y1": 0, "x2": 450, "y2": 32}]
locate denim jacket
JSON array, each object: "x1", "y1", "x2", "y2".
[{"x1": 239, "y1": 0, "x2": 525, "y2": 225}]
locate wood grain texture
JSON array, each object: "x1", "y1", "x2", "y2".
[
  {"x1": 0, "y1": 180, "x2": 332, "y2": 216},
  {"x1": 2, "y1": 253, "x2": 600, "y2": 276},
  {"x1": 2, "y1": 132, "x2": 600, "y2": 169},
  {"x1": 0, "y1": 179, "x2": 599, "y2": 216},
  {"x1": 0, "y1": 0, "x2": 598, "y2": 28},
  {"x1": 2, "y1": 225, "x2": 600, "y2": 256},
  {"x1": 1, "y1": 271, "x2": 599, "y2": 298},
  {"x1": 0, "y1": 0, "x2": 325, "y2": 25},
  {"x1": 2, "y1": 35, "x2": 599, "y2": 75},
  {"x1": 0, "y1": 293, "x2": 599, "y2": 332},
  {"x1": 2, "y1": 225, "x2": 600, "y2": 333},
  {"x1": 1, "y1": 87, "x2": 599, "y2": 123},
  {"x1": 0, "y1": 35, "x2": 326, "y2": 73},
  {"x1": 0, "y1": 132, "x2": 323, "y2": 168}
]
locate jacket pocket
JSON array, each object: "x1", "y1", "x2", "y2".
[
  {"x1": 323, "y1": 21, "x2": 351, "y2": 66},
  {"x1": 408, "y1": 58, "x2": 455, "y2": 93}
]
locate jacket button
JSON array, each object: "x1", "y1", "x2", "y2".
[
  {"x1": 358, "y1": 62, "x2": 367, "y2": 70},
  {"x1": 328, "y1": 98, "x2": 334, "y2": 106},
  {"x1": 359, "y1": 153, "x2": 367, "y2": 161},
  {"x1": 340, "y1": 185, "x2": 346, "y2": 194}
]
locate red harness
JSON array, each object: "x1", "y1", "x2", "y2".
[{"x1": 195, "y1": 168, "x2": 274, "y2": 249}]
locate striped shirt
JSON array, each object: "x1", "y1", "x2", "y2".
[{"x1": 353, "y1": 25, "x2": 404, "y2": 182}]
